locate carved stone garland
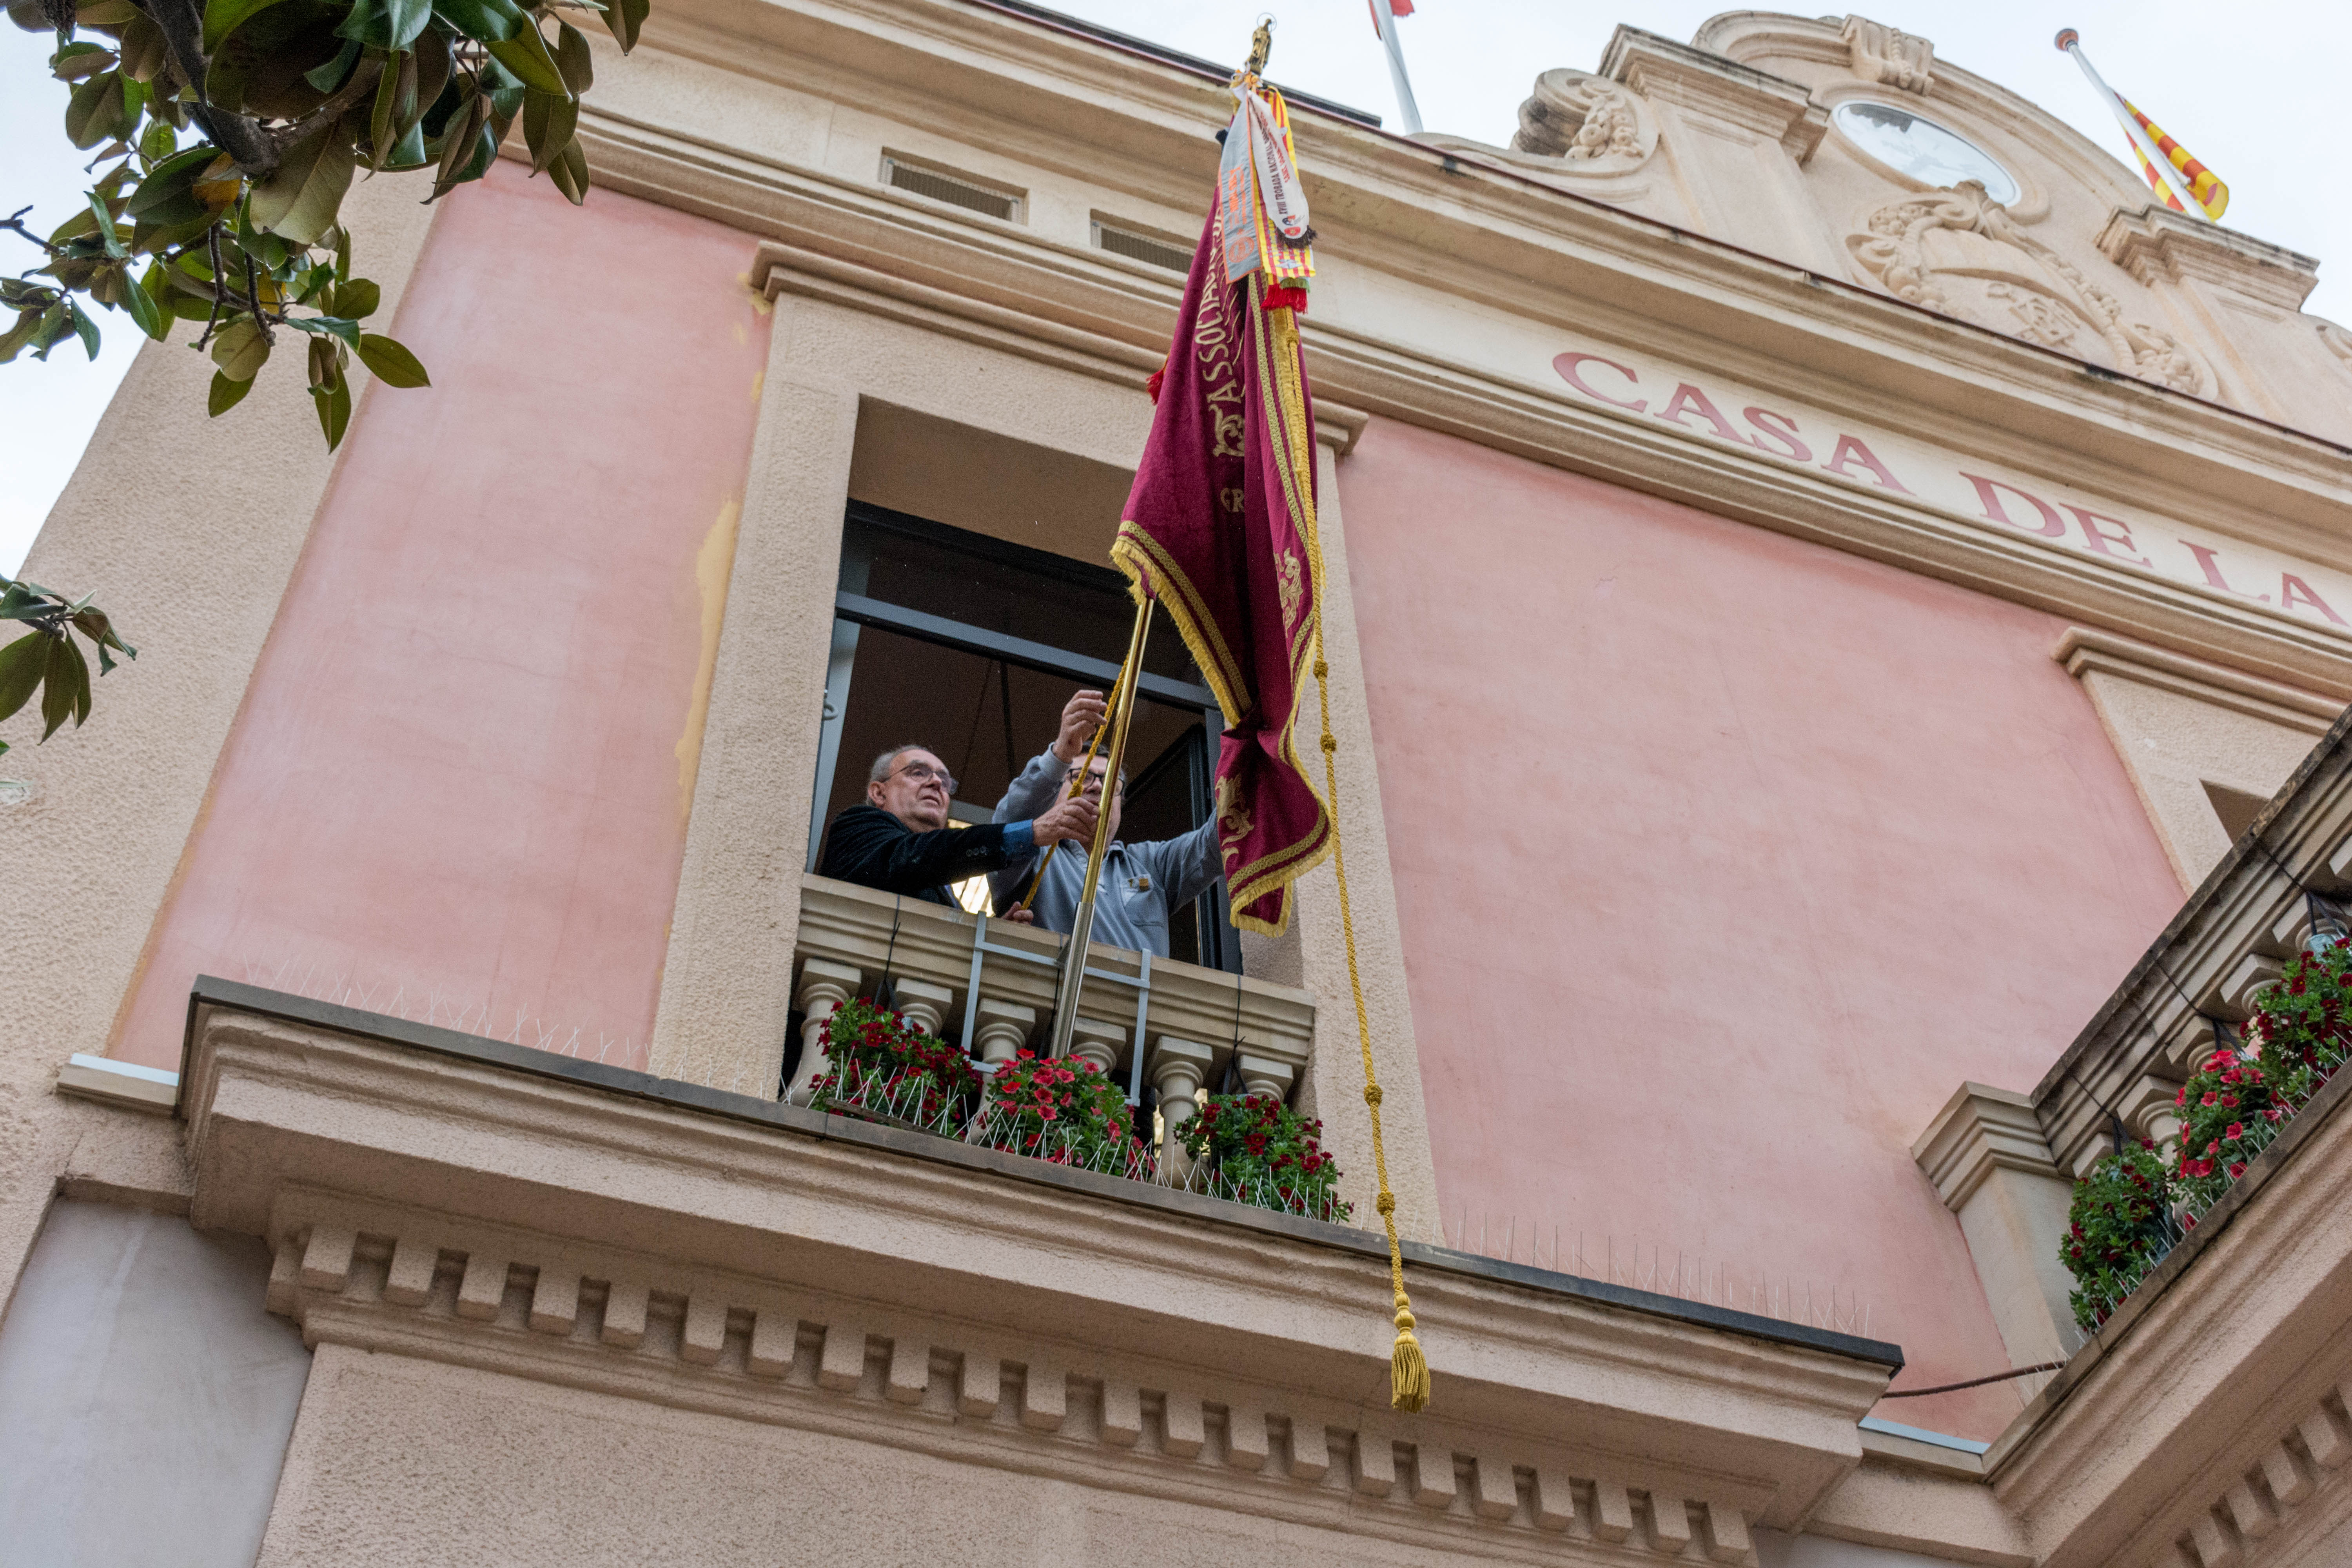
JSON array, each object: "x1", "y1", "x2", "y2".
[{"x1": 1849, "y1": 180, "x2": 2206, "y2": 395}]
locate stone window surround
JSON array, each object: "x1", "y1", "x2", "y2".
[{"x1": 639, "y1": 231, "x2": 1443, "y2": 1238}]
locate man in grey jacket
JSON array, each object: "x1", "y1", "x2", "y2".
[{"x1": 991, "y1": 688, "x2": 1222, "y2": 959}]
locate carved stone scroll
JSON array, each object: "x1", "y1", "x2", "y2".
[
  {"x1": 1848, "y1": 180, "x2": 2205, "y2": 395},
  {"x1": 1510, "y1": 69, "x2": 1655, "y2": 169},
  {"x1": 1842, "y1": 16, "x2": 1934, "y2": 95}
]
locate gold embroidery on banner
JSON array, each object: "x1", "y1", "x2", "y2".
[
  {"x1": 1210, "y1": 407, "x2": 1245, "y2": 459},
  {"x1": 1112, "y1": 526, "x2": 1245, "y2": 724},
  {"x1": 1219, "y1": 487, "x2": 1245, "y2": 515},
  {"x1": 1276, "y1": 550, "x2": 1304, "y2": 639}
]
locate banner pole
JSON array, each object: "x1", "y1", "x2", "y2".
[{"x1": 1046, "y1": 597, "x2": 1155, "y2": 1061}]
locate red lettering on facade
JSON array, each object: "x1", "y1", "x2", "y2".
[
  {"x1": 2181, "y1": 541, "x2": 2268, "y2": 602},
  {"x1": 1653, "y1": 383, "x2": 1745, "y2": 443},
  {"x1": 1742, "y1": 407, "x2": 1811, "y2": 462},
  {"x1": 2066, "y1": 507, "x2": 2154, "y2": 568},
  {"x1": 2281, "y1": 575, "x2": 2348, "y2": 626},
  {"x1": 1552, "y1": 352, "x2": 1647, "y2": 412},
  {"x1": 1820, "y1": 435, "x2": 1911, "y2": 494},
  {"x1": 1962, "y1": 473, "x2": 2065, "y2": 538}
]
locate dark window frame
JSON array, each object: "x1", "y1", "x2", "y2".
[{"x1": 809, "y1": 503, "x2": 1241, "y2": 973}]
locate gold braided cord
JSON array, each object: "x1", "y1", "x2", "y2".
[{"x1": 1266, "y1": 298, "x2": 1430, "y2": 1414}]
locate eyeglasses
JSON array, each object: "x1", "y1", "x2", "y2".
[{"x1": 890, "y1": 761, "x2": 959, "y2": 797}]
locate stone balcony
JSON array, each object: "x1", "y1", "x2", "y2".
[
  {"x1": 788, "y1": 875, "x2": 1318, "y2": 1166},
  {"x1": 1913, "y1": 709, "x2": 2352, "y2": 1567}
]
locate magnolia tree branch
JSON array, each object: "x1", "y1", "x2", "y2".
[
  {"x1": 2, "y1": 207, "x2": 65, "y2": 256},
  {"x1": 133, "y1": 0, "x2": 283, "y2": 176}
]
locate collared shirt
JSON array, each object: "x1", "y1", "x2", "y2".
[{"x1": 989, "y1": 750, "x2": 1222, "y2": 958}]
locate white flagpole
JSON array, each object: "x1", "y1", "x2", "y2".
[
  {"x1": 2055, "y1": 29, "x2": 2204, "y2": 216},
  {"x1": 1373, "y1": 0, "x2": 1424, "y2": 136}
]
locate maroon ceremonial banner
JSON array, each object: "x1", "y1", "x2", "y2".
[{"x1": 1112, "y1": 200, "x2": 1329, "y2": 937}]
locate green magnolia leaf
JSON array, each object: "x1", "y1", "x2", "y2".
[
  {"x1": 312, "y1": 370, "x2": 352, "y2": 449},
  {"x1": 65, "y1": 71, "x2": 125, "y2": 149},
  {"x1": 39, "y1": 631, "x2": 88, "y2": 739},
  {"x1": 554, "y1": 19, "x2": 592, "y2": 93},
  {"x1": 71, "y1": 608, "x2": 135, "y2": 666},
  {"x1": 210, "y1": 317, "x2": 269, "y2": 380},
  {"x1": 117, "y1": 13, "x2": 168, "y2": 80},
  {"x1": 249, "y1": 127, "x2": 355, "y2": 246},
  {"x1": 603, "y1": 0, "x2": 646, "y2": 53},
  {"x1": 68, "y1": 304, "x2": 99, "y2": 361},
  {"x1": 286, "y1": 314, "x2": 361, "y2": 349},
  {"x1": 0, "y1": 632, "x2": 45, "y2": 724},
  {"x1": 431, "y1": 0, "x2": 522, "y2": 42},
  {"x1": 121, "y1": 262, "x2": 166, "y2": 338},
  {"x1": 86, "y1": 192, "x2": 126, "y2": 258},
  {"x1": 207, "y1": 368, "x2": 254, "y2": 416},
  {"x1": 0, "y1": 310, "x2": 42, "y2": 364},
  {"x1": 302, "y1": 35, "x2": 361, "y2": 93},
  {"x1": 329, "y1": 278, "x2": 380, "y2": 318},
  {"x1": 52, "y1": 44, "x2": 116, "y2": 81},
  {"x1": 201, "y1": 0, "x2": 295, "y2": 53},
  {"x1": 522, "y1": 87, "x2": 576, "y2": 175},
  {"x1": 485, "y1": 24, "x2": 564, "y2": 95},
  {"x1": 430, "y1": 87, "x2": 486, "y2": 196},
  {"x1": 356, "y1": 332, "x2": 428, "y2": 387},
  {"x1": 126, "y1": 143, "x2": 224, "y2": 222},
  {"x1": 75, "y1": 0, "x2": 139, "y2": 22},
  {"x1": 548, "y1": 135, "x2": 588, "y2": 205}
]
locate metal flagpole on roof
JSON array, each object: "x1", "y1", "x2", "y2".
[
  {"x1": 2054, "y1": 29, "x2": 2222, "y2": 221},
  {"x1": 1371, "y1": 0, "x2": 1423, "y2": 136}
]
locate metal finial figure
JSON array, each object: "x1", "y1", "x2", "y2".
[{"x1": 1244, "y1": 15, "x2": 1273, "y2": 78}]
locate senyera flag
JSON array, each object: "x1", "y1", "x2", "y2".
[
  {"x1": 2058, "y1": 30, "x2": 2228, "y2": 221},
  {"x1": 1113, "y1": 72, "x2": 1327, "y2": 938},
  {"x1": 1366, "y1": 0, "x2": 1414, "y2": 34}
]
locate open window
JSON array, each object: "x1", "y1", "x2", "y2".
[{"x1": 808, "y1": 502, "x2": 1242, "y2": 973}]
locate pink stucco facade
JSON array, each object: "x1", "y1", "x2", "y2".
[
  {"x1": 111, "y1": 163, "x2": 771, "y2": 1073},
  {"x1": 1336, "y1": 419, "x2": 2189, "y2": 1438}
]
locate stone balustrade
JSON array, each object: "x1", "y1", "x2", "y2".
[{"x1": 788, "y1": 875, "x2": 1316, "y2": 1169}]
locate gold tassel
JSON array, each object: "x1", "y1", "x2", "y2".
[{"x1": 1392, "y1": 1298, "x2": 1430, "y2": 1413}]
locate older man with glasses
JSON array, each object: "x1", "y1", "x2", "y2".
[
  {"x1": 989, "y1": 690, "x2": 1223, "y2": 959},
  {"x1": 820, "y1": 744, "x2": 1097, "y2": 907}
]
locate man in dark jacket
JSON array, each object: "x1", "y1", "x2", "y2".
[{"x1": 820, "y1": 744, "x2": 1096, "y2": 907}]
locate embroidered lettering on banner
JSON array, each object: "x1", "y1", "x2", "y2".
[{"x1": 1217, "y1": 776, "x2": 1254, "y2": 869}]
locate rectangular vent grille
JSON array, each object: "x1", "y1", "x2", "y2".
[
  {"x1": 881, "y1": 155, "x2": 1022, "y2": 222},
  {"x1": 1093, "y1": 218, "x2": 1192, "y2": 274}
]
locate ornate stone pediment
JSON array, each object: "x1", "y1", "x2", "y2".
[
  {"x1": 1849, "y1": 181, "x2": 2206, "y2": 395},
  {"x1": 1841, "y1": 16, "x2": 1934, "y2": 95},
  {"x1": 1510, "y1": 68, "x2": 1656, "y2": 169}
]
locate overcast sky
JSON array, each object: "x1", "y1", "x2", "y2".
[{"x1": 4, "y1": 1, "x2": 2343, "y2": 574}]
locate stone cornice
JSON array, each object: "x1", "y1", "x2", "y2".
[
  {"x1": 180, "y1": 979, "x2": 1898, "y2": 1547},
  {"x1": 1598, "y1": 26, "x2": 1828, "y2": 157},
  {"x1": 2055, "y1": 626, "x2": 2343, "y2": 733},
  {"x1": 556, "y1": 106, "x2": 2352, "y2": 698},
  {"x1": 624, "y1": 0, "x2": 2352, "y2": 507},
  {"x1": 2098, "y1": 205, "x2": 2324, "y2": 312}
]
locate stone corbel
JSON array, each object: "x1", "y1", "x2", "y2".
[{"x1": 1913, "y1": 1082, "x2": 2082, "y2": 1364}]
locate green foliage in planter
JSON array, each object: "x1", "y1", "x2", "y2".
[
  {"x1": 2171, "y1": 1035, "x2": 2285, "y2": 1211},
  {"x1": 2247, "y1": 940, "x2": 2352, "y2": 1118},
  {"x1": 807, "y1": 996, "x2": 978, "y2": 1131},
  {"x1": 983, "y1": 1049, "x2": 1142, "y2": 1167},
  {"x1": 2062, "y1": 1140, "x2": 2172, "y2": 1332},
  {"x1": 1184, "y1": 1091, "x2": 1350, "y2": 1223}
]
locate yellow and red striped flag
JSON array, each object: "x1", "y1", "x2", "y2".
[{"x1": 2057, "y1": 30, "x2": 2228, "y2": 221}]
